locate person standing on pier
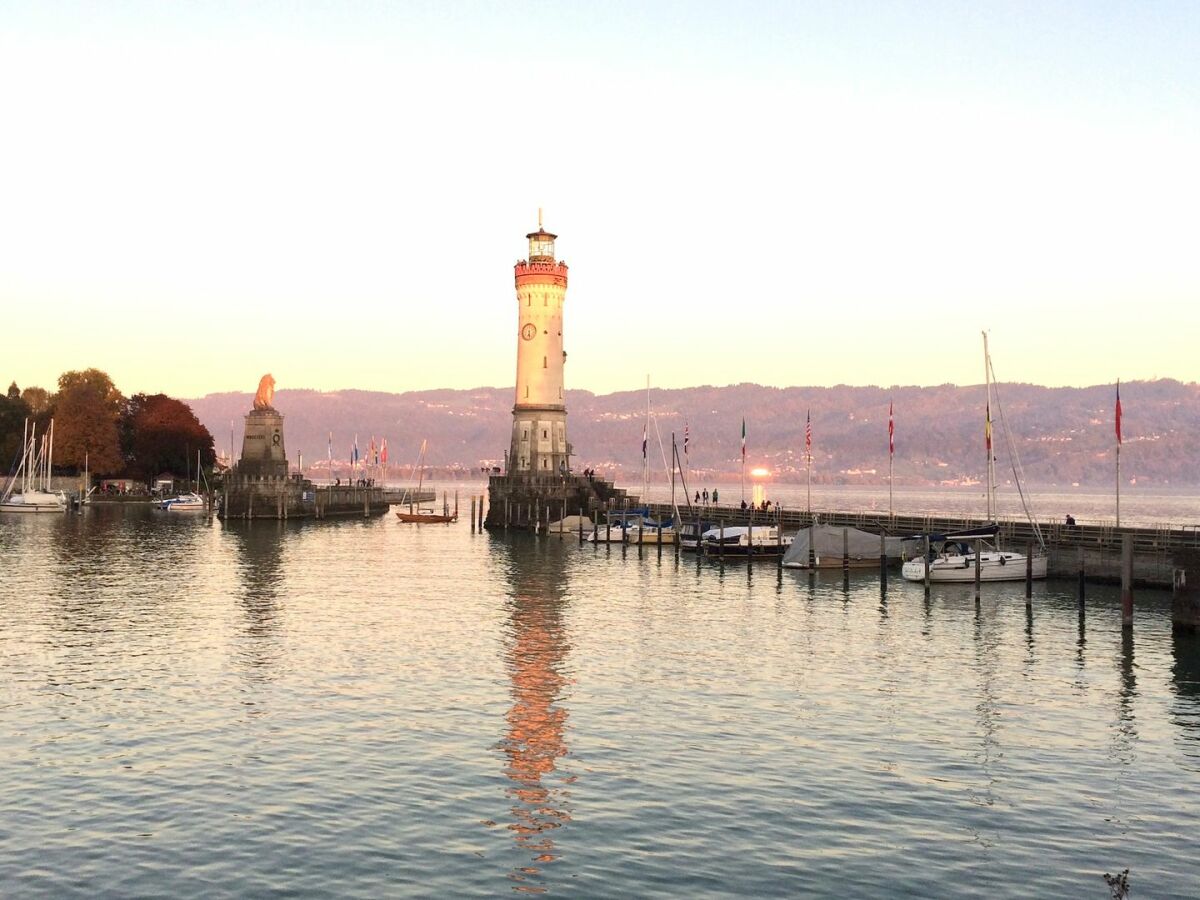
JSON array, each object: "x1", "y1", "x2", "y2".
[{"x1": 712, "y1": 489, "x2": 719, "y2": 505}]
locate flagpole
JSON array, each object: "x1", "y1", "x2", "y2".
[
  {"x1": 740, "y1": 416, "x2": 745, "y2": 505},
  {"x1": 1115, "y1": 380, "x2": 1122, "y2": 528},
  {"x1": 1116, "y1": 443, "x2": 1121, "y2": 527},
  {"x1": 805, "y1": 409, "x2": 812, "y2": 516},
  {"x1": 888, "y1": 401, "x2": 894, "y2": 518}
]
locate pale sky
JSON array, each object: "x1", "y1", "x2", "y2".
[{"x1": 2, "y1": 2, "x2": 1197, "y2": 398}]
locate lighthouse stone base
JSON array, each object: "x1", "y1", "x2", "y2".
[{"x1": 486, "y1": 473, "x2": 638, "y2": 531}]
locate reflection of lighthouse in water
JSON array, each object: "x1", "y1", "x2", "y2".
[{"x1": 499, "y1": 551, "x2": 573, "y2": 889}]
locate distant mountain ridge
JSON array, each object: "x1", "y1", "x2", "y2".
[{"x1": 188, "y1": 380, "x2": 1200, "y2": 486}]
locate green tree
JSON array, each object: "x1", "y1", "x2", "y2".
[
  {"x1": 21, "y1": 386, "x2": 50, "y2": 415},
  {"x1": 54, "y1": 382, "x2": 124, "y2": 475},
  {"x1": 6, "y1": 382, "x2": 18, "y2": 400},
  {"x1": 0, "y1": 389, "x2": 32, "y2": 471},
  {"x1": 123, "y1": 394, "x2": 215, "y2": 483}
]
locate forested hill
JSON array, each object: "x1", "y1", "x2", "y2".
[{"x1": 189, "y1": 380, "x2": 1200, "y2": 487}]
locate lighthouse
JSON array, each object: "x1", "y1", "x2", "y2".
[{"x1": 508, "y1": 212, "x2": 570, "y2": 475}]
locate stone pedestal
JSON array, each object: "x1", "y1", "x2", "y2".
[{"x1": 238, "y1": 409, "x2": 288, "y2": 478}]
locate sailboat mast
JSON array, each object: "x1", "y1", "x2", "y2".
[
  {"x1": 643, "y1": 375, "x2": 650, "y2": 503},
  {"x1": 983, "y1": 330, "x2": 995, "y2": 521}
]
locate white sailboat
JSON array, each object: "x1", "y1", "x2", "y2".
[
  {"x1": 157, "y1": 450, "x2": 207, "y2": 511},
  {"x1": 901, "y1": 333, "x2": 1047, "y2": 583},
  {"x1": 0, "y1": 419, "x2": 68, "y2": 513}
]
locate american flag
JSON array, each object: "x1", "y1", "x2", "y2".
[
  {"x1": 684, "y1": 422, "x2": 689, "y2": 457},
  {"x1": 805, "y1": 410, "x2": 811, "y2": 454}
]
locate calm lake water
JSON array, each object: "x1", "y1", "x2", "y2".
[{"x1": 2, "y1": 501, "x2": 1199, "y2": 898}]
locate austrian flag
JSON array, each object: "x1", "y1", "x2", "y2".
[{"x1": 1115, "y1": 381, "x2": 1123, "y2": 445}]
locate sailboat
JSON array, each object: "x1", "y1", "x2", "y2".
[
  {"x1": 901, "y1": 332, "x2": 1047, "y2": 583},
  {"x1": 395, "y1": 440, "x2": 457, "y2": 523},
  {"x1": 157, "y1": 450, "x2": 207, "y2": 511},
  {"x1": 0, "y1": 419, "x2": 68, "y2": 513},
  {"x1": 623, "y1": 378, "x2": 676, "y2": 544}
]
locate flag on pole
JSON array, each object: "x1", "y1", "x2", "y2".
[
  {"x1": 985, "y1": 403, "x2": 992, "y2": 452},
  {"x1": 327, "y1": 431, "x2": 332, "y2": 476},
  {"x1": 642, "y1": 423, "x2": 647, "y2": 459},
  {"x1": 684, "y1": 422, "x2": 689, "y2": 457},
  {"x1": 741, "y1": 418, "x2": 746, "y2": 460},
  {"x1": 805, "y1": 410, "x2": 812, "y2": 454},
  {"x1": 888, "y1": 401, "x2": 894, "y2": 456},
  {"x1": 1115, "y1": 381, "x2": 1123, "y2": 444},
  {"x1": 353, "y1": 434, "x2": 359, "y2": 465},
  {"x1": 381, "y1": 439, "x2": 388, "y2": 464}
]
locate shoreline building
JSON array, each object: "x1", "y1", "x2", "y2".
[{"x1": 487, "y1": 215, "x2": 632, "y2": 529}]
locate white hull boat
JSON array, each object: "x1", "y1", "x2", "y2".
[
  {"x1": 0, "y1": 489, "x2": 68, "y2": 513},
  {"x1": 1, "y1": 419, "x2": 67, "y2": 514},
  {"x1": 902, "y1": 548, "x2": 1048, "y2": 583},
  {"x1": 158, "y1": 492, "x2": 206, "y2": 511}
]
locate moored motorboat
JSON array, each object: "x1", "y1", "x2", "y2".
[{"x1": 701, "y1": 524, "x2": 792, "y2": 558}]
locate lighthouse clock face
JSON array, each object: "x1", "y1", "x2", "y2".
[{"x1": 521, "y1": 323, "x2": 536, "y2": 341}]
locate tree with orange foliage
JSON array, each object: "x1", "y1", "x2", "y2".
[
  {"x1": 54, "y1": 382, "x2": 124, "y2": 474},
  {"x1": 122, "y1": 394, "x2": 215, "y2": 483}
]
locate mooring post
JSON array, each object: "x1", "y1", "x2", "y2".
[
  {"x1": 657, "y1": 521, "x2": 663, "y2": 560},
  {"x1": 719, "y1": 520, "x2": 725, "y2": 562},
  {"x1": 1021, "y1": 541, "x2": 1031, "y2": 601},
  {"x1": 1076, "y1": 546, "x2": 1085, "y2": 603},
  {"x1": 923, "y1": 535, "x2": 931, "y2": 594},
  {"x1": 578, "y1": 508, "x2": 584, "y2": 545},
  {"x1": 1121, "y1": 532, "x2": 1134, "y2": 627},
  {"x1": 504, "y1": 497, "x2": 509, "y2": 531},
  {"x1": 638, "y1": 515, "x2": 644, "y2": 558},
  {"x1": 842, "y1": 527, "x2": 850, "y2": 577},
  {"x1": 974, "y1": 540, "x2": 981, "y2": 600},
  {"x1": 470, "y1": 497, "x2": 476, "y2": 533},
  {"x1": 1173, "y1": 551, "x2": 1200, "y2": 631},
  {"x1": 879, "y1": 531, "x2": 888, "y2": 593}
]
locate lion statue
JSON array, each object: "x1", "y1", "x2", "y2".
[{"x1": 253, "y1": 373, "x2": 276, "y2": 410}]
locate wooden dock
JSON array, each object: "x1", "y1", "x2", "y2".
[{"x1": 634, "y1": 501, "x2": 1198, "y2": 588}]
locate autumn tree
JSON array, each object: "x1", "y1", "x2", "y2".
[
  {"x1": 53, "y1": 382, "x2": 125, "y2": 474},
  {"x1": 57, "y1": 368, "x2": 123, "y2": 418},
  {"x1": 122, "y1": 394, "x2": 215, "y2": 483}
]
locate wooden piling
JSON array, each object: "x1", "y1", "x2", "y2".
[
  {"x1": 1025, "y1": 541, "x2": 1034, "y2": 602},
  {"x1": 578, "y1": 508, "x2": 584, "y2": 545},
  {"x1": 974, "y1": 540, "x2": 981, "y2": 599},
  {"x1": 842, "y1": 527, "x2": 850, "y2": 577},
  {"x1": 923, "y1": 535, "x2": 931, "y2": 594},
  {"x1": 1121, "y1": 533, "x2": 1134, "y2": 627},
  {"x1": 1077, "y1": 546, "x2": 1085, "y2": 603},
  {"x1": 879, "y1": 532, "x2": 888, "y2": 593},
  {"x1": 470, "y1": 497, "x2": 476, "y2": 533},
  {"x1": 719, "y1": 521, "x2": 725, "y2": 562}
]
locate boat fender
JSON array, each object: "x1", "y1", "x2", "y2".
[
  {"x1": 999, "y1": 556, "x2": 1006, "y2": 565},
  {"x1": 963, "y1": 559, "x2": 970, "y2": 568}
]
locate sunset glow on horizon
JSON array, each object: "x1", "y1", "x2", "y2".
[{"x1": 2, "y1": 3, "x2": 1197, "y2": 399}]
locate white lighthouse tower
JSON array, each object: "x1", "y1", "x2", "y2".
[{"x1": 508, "y1": 212, "x2": 570, "y2": 475}]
